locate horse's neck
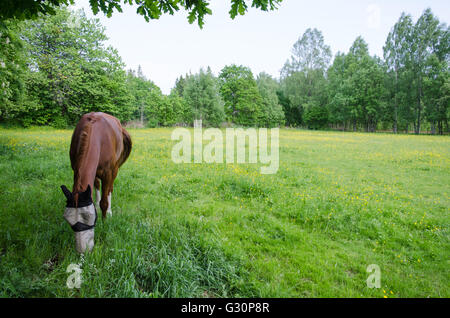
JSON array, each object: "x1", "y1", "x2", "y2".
[
  {"x1": 73, "y1": 166, "x2": 96, "y2": 194},
  {"x1": 72, "y1": 140, "x2": 99, "y2": 195}
]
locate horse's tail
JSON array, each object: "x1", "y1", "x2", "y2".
[{"x1": 119, "y1": 128, "x2": 132, "y2": 167}]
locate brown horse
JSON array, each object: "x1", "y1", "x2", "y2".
[{"x1": 61, "y1": 112, "x2": 132, "y2": 253}]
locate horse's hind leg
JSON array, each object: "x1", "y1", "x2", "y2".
[
  {"x1": 94, "y1": 177, "x2": 101, "y2": 209},
  {"x1": 107, "y1": 168, "x2": 119, "y2": 217},
  {"x1": 107, "y1": 191, "x2": 112, "y2": 217}
]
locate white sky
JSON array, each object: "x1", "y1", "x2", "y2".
[{"x1": 72, "y1": 0, "x2": 449, "y2": 94}]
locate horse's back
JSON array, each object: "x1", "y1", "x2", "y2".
[{"x1": 70, "y1": 112, "x2": 129, "y2": 170}]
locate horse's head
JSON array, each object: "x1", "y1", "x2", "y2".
[{"x1": 61, "y1": 185, "x2": 97, "y2": 253}]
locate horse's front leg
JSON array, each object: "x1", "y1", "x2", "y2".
[
  {"x1": 94, "y1": 177, "x2": 101, "y2": 210},
  {"x1": 100, "y1": 167, "x2": 118, "y2": 219},
  {"x1": 100, "y1": 172, "x2": 113, "y2": 219}
]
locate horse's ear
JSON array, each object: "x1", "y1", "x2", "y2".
[{"x1": 61, "y1": 185, "x2": 72, "y2": 199}]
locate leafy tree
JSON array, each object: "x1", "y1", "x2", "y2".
[
  {"x1": 126, "y1": 65, "x2": 160, "y2": 123},
  {"x1": 19, "y1": 7, "x2": 132, "y2": 126},
  {"x1": 327, "y1": 52, "x2": 351, "y2": 129},
  {"x1": 0, "y1": 0, "x2": 283, "y2": 28},
  {"x1": 145, "y1": 89, "x2": 176, "y2": 126},
  {"x1": 345, "y1": 37, "x2": 385, "y2": 132},
  {"x1": 383, "y1": 8, "x2": 449, "y2": 135},
  {"x1": 172, "y1": 74, "x2": 187, "y2": 97},
  {"x1": 383, "y1": 13, "x2": 414, "y2": 133},
  {"x1": 0, "y1": 20, "x2": 27, "y2": 122},
  {"x1": 143, "y1": 89, "x2": 189, "y2": 127},
  {"x1": 327, "y1": 37, "x2": 385, "y2": 132},
  {"x1": 183, "y1": 67, "x2": 224, "y2": 126},
  {"x1": 439, "y1": 79, "x2": 449, "y2": 134},
  {"x1": 281, "y1": 28, "x2": 332, "y2": 77},
  {"x1": 280, "y1": 69, "x2": 328, "y2": 126},
  {"x1": 303, "y1": 103, "x2": 328, "y2": 130},
  {"x1": 276, "y1": 89, "x2": 298, "y2": 127},
  {"x1": 280, "y1": 28, "x2": 331, "y2": 127},
  {"x1": 423, "y1": 54, "x2": 449, "y2": 134},
  {"x1": 409, "y1": 8, "x2": 443, "y2": 134},
  {"x1": 421, "y1": 17, "x2": 449, "y2": 135},
  {"x1": 256, "y1": 72, "x2": 285, "y2": 127},
  {"x1": 169, "y1": 91, "x2": 191, "y2": 125},
  {"x1": 0, "y1": 0, "x2": 74, "y2": 20},
  {"x1": 219, "y1": 64, "x2": 263, "y2": 126}
]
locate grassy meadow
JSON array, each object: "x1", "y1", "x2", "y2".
[{"x1": 0, "y1": 127, "x2": 448, "y2": 297}]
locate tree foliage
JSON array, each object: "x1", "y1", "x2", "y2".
[
  {"x1": 281, "y1": 28, "x2": 332, "y2": 77},
  {"x1": 219, "y1": 65, "x2": 264, "y2": 126},
  {"x1": 183, "y1": 67, "x2": 225, "y2": 126},
  {"x1": 256, "y1": 72, "x2": 285, "y2": 127},
  {"x1": 0, "y1": 6, "x2": 448, "y2": 134},
  {"x1": 280, "y1": 28, "x2": 331, "y2": 126},
  {"x1": 0, "y1": 0, "x2": 283, "y2": 28},
  {"x1": 15, "y1": 8, "x2": 131, "y2": 127},
  {"x1": 0, "y1": 20, "x2": 27, "y2": 121},
  {"x1": 126, "y1": 66, "x2": 160, "y2": 123},
  {"x1": 383, "y1": 9, "x2": 449, "y2": 134}
]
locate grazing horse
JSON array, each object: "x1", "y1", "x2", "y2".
[{"x1": 61, "y1": 112, "x2": 132, "y2": 253}]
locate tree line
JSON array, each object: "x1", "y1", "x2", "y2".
[{"x1": 0, "y1": 6, "x2": 448, "y2": 134}]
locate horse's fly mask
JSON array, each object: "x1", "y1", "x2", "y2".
[{"x1": 61, "y1": 185, "x2": 97, "y2": 253}]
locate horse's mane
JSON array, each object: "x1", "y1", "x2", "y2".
[
  {"x1": 72, "y1": 115, "x2": 97, "y2": 205},
  {"x1": 76, "y1": 123, "x2": 93, "y2": 170}
]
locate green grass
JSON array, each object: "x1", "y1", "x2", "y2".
[{"x1": 0, "y1": 127, "x2": 448, "y2": 297}]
